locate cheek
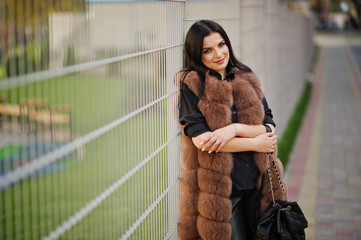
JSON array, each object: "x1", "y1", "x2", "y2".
[
  {"x1": 223, "y1": 46, "x2": 229, "y2": 56},
  {"x1": 202, "y1": 54, "x2": 213, "y2": 66}
]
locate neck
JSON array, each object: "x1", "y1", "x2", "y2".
[{"x1": 218, "y1": 70, "x2": 226, "y2": 80}]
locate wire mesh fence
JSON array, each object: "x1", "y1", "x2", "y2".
[{"x1": 0, "y1": 1, "x2": 183, "y2": 239}]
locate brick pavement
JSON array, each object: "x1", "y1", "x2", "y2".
[{"x1": 286, "y1": 40, "x2": 361, "y2": 239}]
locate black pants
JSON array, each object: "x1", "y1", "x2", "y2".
[{"x1": 230, "y1": 189, "x2": 261, "y2": 240}]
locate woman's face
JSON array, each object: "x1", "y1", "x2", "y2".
[{"x1": 201, "y1": 32, "x2": 229, "y2": 79}]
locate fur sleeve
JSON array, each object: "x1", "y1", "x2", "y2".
[{"x1": 180, "y1": 70, "x2": 201, "y2": 97}]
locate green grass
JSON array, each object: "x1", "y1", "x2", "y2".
[
  {"x1": 312, "y1": 45, "x2": 321, "y2": 71},
  {"x1": 0, "y1": 67, "x2": 171, "y2": 239},
  {"x1": 277, "y1": 81, "x2": 312, "y2": 167}
]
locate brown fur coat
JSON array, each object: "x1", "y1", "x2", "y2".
[{"x1": 178, "y1": 69, "x2": 287, "y2": 240}]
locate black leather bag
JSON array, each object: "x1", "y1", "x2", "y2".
[
  {"x1": 257, "y1": 200, "x2": 308, "y2": 239},
  {"x1": 256, "y1": 154, "x2": 308, "y2": 240}
]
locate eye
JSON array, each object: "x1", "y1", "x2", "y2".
[
  {"x1": 219, "y1": 41, "x2": 226, "y2": 47},
  {"x1": 203, "y1": 49, "x2": 211, "y2": 54}
]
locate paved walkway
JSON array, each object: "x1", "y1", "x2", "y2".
[{"x1": 286, "y1": 33, "x2": 361, "y2": 240}]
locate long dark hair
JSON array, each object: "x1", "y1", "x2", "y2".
[{"x1": 182, "y1": 20, "x2": 252, "y2": 96}]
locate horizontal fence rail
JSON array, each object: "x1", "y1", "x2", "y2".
[{"x1": 0, "y1": 44, "x2": 183, "y2": 91}]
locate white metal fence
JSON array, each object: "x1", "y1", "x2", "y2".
[{"x1": 0, "y1": 0, "x2": 313, "y2": 239}]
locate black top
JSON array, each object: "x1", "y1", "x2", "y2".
[{"x1": 179, "y1": 69, "x2": 276, "y2": 196}]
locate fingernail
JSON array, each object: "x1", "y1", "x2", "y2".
[
  {"x1": 208, "y1": 150, "x2": 212, "y2": 154},
  {"x1": 200, "y1": 141, "x2": 204, "y2": 145},
  {"x1": 201, "y1": 148, "x2": 205, "y2": 152}
]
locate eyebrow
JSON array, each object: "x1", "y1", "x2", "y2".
[{"x1": 202, "y1": 40, "x2": 225, "y2": 50}]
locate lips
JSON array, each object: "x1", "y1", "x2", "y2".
[{"x1": 215, "y1": 58, "x2": 225, "y2": 64}]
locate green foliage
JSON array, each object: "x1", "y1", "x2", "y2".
[
  {"x1": 331, "y1": 1, "x2": 342, "y2": 12},
  {"x1": 0, "y1": 64, "x2": 5, "y2": 79},
  {"x1": 5, "y1": 40, "x2": 49, "y2": 77},
  {"x1": 64, "y1": 45, "x2": 76, "y2": 67},
  {"x1": 312, "y1": 45, "x2": 321, "y2": 71},
  {"x1": 0, "y1": 144, "x2": 21, "y2": 160},
  {"x1": 2, "y1": 0, "x2": 85, "y2": 78}
]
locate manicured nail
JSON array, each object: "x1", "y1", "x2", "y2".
[
  {"x1": 208, "y1": 150, "x2": 212, "y2": 154},
  {"x1": 201, "y1": 148, "x2": 205, "y2": 152},
  {"x1": 200, "y1": 141, "x2": 204, "y2": 145}
]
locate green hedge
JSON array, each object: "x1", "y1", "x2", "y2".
[{"x1": 277, "y1": 81, "x2": 312, "y2": 167}]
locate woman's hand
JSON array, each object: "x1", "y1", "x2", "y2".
[
  {"x1": 252, "y1": 132, "x2": 277, "y2": 153},
  {"x1": 199, "y1": 124, "x2": 237, "y2": 153}
]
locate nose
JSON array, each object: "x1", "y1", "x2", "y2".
[{"x1": 214, "y1": 48, "x2": 222, "y2": 57}]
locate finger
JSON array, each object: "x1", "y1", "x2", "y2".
[
  {"x1": 270, "y1": 135, "x2": 277, "y2": 140},
  {"x1": 209, "y1": 140, "x2": 221, "y2": 153},
  {"x1": 203, "y1": 138, "x2": 216, "y2": 150},
  {"x1": 208, "y1": 142, "x2": 218, "y2": 153},
  {"x1": 204, "y1": 138, "x2": 221, "y2": 152},
  {"x1": 216, "y1": 142, "x2": 226, "y2": 153},
  {"x1": 265, "y1": 132, "x2": 274, "y2": 137},
  {"x1": 200, "y1": 133, "x2": 214, "y2": 146},
  {"x1": 201, "y1": 139, "x2": 212, "y2": 151},
  {"x1": 202, "y1": 134, "x2": 216, "y2": 147}
]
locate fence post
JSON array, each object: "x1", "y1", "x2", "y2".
[{"x1": 166, "y1": 1, "x2": 184, "y2": 239}]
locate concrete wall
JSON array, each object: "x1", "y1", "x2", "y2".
[{"x1": 240, "y1": 0, "x2": 314, "y2": 134}]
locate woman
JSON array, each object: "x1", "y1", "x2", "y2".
[{"x1": 177, "y1": 20, "x2": 286, "y2": 240}]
